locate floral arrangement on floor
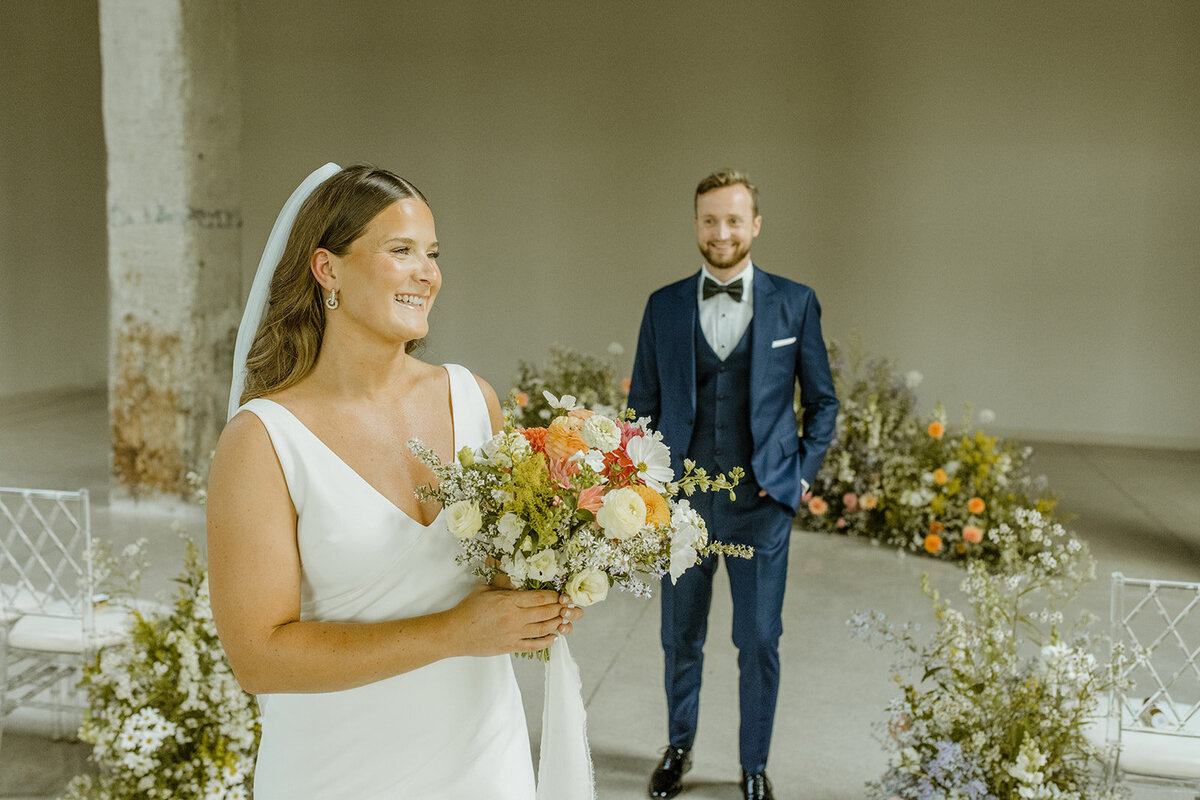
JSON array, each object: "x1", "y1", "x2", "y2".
[
  {"x1": 408, "y1": 391, "x2": 750, "y2": 649},
  {"x1": 63, "y1": 538, "x2": 259, "y2": 800},
  {"x1": 851, "y1": 508, "x2": 1134, "y2": 800},
  {"x1": 509, "y1": 343, "x2": 629, "y2": 429},
  {"x1": 798, "y1": 337, "x2": 1058, "y2": 564}
]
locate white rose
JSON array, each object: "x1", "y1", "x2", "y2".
[
  {"x1": 496, "y1": 512, "x2": 525, "y2": 551},
  {"x1": 595, "y1": 487, "x2": 647, "y2": 540},
  {"x1": 566, "y1": 568, "x2": 610, "y2": 606},
  {"x1": 527, "y1": 549, "x2": 562, "y2": 582},
  {"x1": 445, "y1": 500, "x2": 483, "y2": 538},
  {"x1": 580, "y1": 415, "x2": 621, "y2": 453},
  {"x1": 502, "y1": 551, "x2": 530, "y2": 583}
]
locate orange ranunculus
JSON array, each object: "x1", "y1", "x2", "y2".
[
  {"x1": 860, "y1": 493, "x2": 879, "y2": 510},
  {"x1": 924, "y1": 534, "x2": 943, "y2": 553},
  {"x1": 967, "y1": 497, "x2": 986, "y2": 514},
  {"x1": 929, "y1": 520, "x2": 946, "y2": 536},
  {"x1": 807, "y1": 496, "x2": 829, "y2": 515},
  {"x1": 515, "y1": 391, "x2": 530, "y2": 408},
  {"x1": 544, "y1": 416, "x2": 588, "y2": 460},
  {"x1": 933, "y1": 469, "x2": 948, "y2": 485},
  {"x1": 962, "y1": 525, "x2": 983, "y2": 544},
  {"x1": 630, "y1": 483, "x2": 671, "y2": 527},
  {"x1": 621, "y1": 377, "x2": 632, "y2": 394},
  {"x1": 519, "y1": 427, "x2": 548, "y2": 453},
  {"x1": 928, "y1": 421, "x2": 945, "y2": 439}
]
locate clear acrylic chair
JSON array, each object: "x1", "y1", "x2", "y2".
[
  {"x1": 0, "y1": 486, "x2": 104, "y2": 748},
  {"x1": 1101, "y1": 572, "x2": 1200, "y2": 797}
]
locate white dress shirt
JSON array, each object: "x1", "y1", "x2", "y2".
[{"x1": 697, "y1": 263, "x2": 754, "y2": 360}]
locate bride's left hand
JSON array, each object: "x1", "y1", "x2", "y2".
[{"x1": 489, "y1": 571, "x2": 583, "y2": 635}]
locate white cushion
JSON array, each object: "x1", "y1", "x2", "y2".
[
  {"x1": 1086, "y1": 696, "x2": 1200, "y2": 780},
  {"x1": 7, "y1": 599, "x2": 168, "y2": 653},
  {"x1": 0, "y1": 582, "x2": 52, "y2": 624}
]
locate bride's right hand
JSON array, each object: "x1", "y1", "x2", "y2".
[{"x1": 449, "y1": 584, "x2": 566, "y2": 657}]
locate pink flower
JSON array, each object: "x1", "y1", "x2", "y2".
[
  {"x1": 842, "y1": 492, "x2": 858, "y2": 512},
  {"x1": 962, "y1": 525, "x2": 983, "y2": 544},
  {"x1": 547, "y1": 457, "x2": 580, "y2": 488},
  {"x1": 836, "y1": 517, "x2": 847, "y2": 529},
  {"x1": 577, "y1": 484, "x2": 604, "y2": 513}
]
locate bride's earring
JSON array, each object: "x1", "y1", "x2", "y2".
[{"x1": 325, "y1": 288, "x2": 339, "y2": 309}]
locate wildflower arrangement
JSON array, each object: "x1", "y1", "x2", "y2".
[
  {"x1": 850, "y1": 509, "x2": 1133, "y2": 800},
  {"x1": 799, "y1": 337, "x2": 1057, "y2": 565},
  {"x1": 63, "y1": 539, "x2": 259, "y2": 800},
  {"x1": 509, "y1": 343, "x2": 629, "y2": 429},
  {"x1": 408, "y1": 391, "x2": 751, "y2": 646}
]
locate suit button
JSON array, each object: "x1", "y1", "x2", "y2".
[
  {"x1": 718, "y1": 365, "x2": 726, "y2": 373},
  {"x1": 716, "y1": 422, "x2": 725, "y2": 430}
]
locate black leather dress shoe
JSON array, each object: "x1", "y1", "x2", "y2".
[
  {"x1": 648, "y1": 745, "x2": 692, "y2": 798},
  {"x1": 741, "y1": 769, "x2": 775, "y2": 800}
]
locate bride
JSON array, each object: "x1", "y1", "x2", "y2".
[{"x1": 206, "y1": 164, "x2": 582, "y2": 799}]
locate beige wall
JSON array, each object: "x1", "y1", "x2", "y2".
[
  {"x1": 3, "y1": 2, "x2": 1198, "y2": 447},
  {"x1": 0, "y1": 0, "x2": 108, "y2": 397},
  {"x1": 239, "y1": 0, "x2": 1200, "y2": 447}
]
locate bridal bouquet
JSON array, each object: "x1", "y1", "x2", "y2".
[{"x1": 408, "y1": 392, "x2": 751, "y2": 617}]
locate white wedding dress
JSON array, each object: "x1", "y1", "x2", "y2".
[{"x1": 239, "y1": 363, "x2": 536, "y2": 800}]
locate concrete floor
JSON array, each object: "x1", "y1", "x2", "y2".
[{"x1": 1, "y1": 389, "x2": 1198, "y2": 799}]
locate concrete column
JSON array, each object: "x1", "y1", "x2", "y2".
[{"x1": 99, "y1": 0, "x2": 240, "y2": 499}]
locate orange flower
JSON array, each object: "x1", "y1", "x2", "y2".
[
  {"x1": 860, "y1": 493, "x2": 879, "y2": 510},
  {"x1": 924, "y1": 534, "x2": 943, "y2": 553},
  {"x1": 621, "y1": 377, "x2": 632, "y2": 394},
  {"x1": 962, "y1": 525, "x2": 983, "y2": 544},
  {"x1": 956, "y1": 542, "x2": 966, "y2": 554},
  {"x1": 577, "y1": 484, "x2": 604, "y2": 513},
  {"x1": 929, "y1": 520, "x2": 946, "y2": 536},
  {"x1": 933, "y1": 469, "x2": 948, "y2": 485},
  {"x1": 544, "y1": 416, "x2": 588, "y2": 460},
  {"x1": 807, "y1": 496, "x2": 829, "y2": 515},
  {"x1": 515, "y1": 392, "x2": 530, "y2": 408},
  {"x1": 568, "y1": 408, "x2": 594, "y2": 420},
  {"x1": 842, "y1": 492, "x2": 859, "y2": 512},
  {"x1": 967, "y1": 497, "x2": 986, "y2": 514},
  {"x1": 928, "y1": 421, "x2": 945, "y2": 439},
  {"x1": 519, "y1": 427, "x2": 548, "y2": 453},
  {"x1": 630, "y1": 484, "x2": 671, "y2": 527}
]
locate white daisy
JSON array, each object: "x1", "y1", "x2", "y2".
[{"x1": 625, "y1": 434, "x2": 673, "y2": 491}]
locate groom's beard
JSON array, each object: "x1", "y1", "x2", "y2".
[{"x1": 699, "y1": 239, "x2": 751, "y2": 271}]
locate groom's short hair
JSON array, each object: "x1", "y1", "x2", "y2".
[{"x1": 695, "y1": 169, "x2": 759, "y2": 217}]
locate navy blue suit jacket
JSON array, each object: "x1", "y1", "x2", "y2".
[{"x1": 628, "y1": 267, "x2": 839, "y2": 514}]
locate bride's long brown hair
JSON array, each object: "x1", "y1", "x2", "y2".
[{"x1": 239, "y1": 164, "x2": 428, "y2": 405}]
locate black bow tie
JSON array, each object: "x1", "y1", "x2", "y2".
[{"x1": 703, "y1": 277, "x2": 745, "y2": 302}]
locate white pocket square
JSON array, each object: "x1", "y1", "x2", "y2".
[{"x1": 771, "y1": 336, "x2": 797, "y2": 349}]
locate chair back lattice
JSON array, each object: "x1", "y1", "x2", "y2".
[
  {"x1": 1111, "y1": 572, "x2": 1200, "y2": 738},
  {"x1": 0, "y1": 487, "x2": 93, "y2": 622}
]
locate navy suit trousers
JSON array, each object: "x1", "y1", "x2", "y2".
[{"x1": 660, "y1": 477, "x2": 793, "y2": 773}]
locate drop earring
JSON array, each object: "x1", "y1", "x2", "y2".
[{"x1": 325, "y1": 288, "x2": 339, "y2": 309}]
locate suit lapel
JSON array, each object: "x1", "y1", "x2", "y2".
[
  {"x1": 660, "y1": 274, "x2": 698, "y2": 417},
  {"x1": 749, "y1": 266, "x2": 778, "y2": 444}
]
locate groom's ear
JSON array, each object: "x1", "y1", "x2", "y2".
[{"x1": 310, "y1": 248, "x2": 336, "y2": 289}]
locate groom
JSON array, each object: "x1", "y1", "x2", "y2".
[{"x1": 628, "y1": 169, "x2": 838, "y2": 800}]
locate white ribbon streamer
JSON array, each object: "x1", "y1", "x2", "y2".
[
  {"x1": 536, "y1": 637, "x2": 596, "y2": 800},
  {"x1": 227, "y1": 162, "x2": 342, "y2": 421}
]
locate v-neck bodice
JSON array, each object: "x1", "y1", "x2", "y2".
[
  {"x1": 240, "y1": 364, "x2": 536, "y2": 799},
  {"x1": 237, "y1": 363, "x2": 492, "y2": 623}
]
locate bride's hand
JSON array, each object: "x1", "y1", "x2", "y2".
[
  {"x1": 450, "y1": 584, "x2": 580, "y2": 656},
  {"x1": 487, "y1": 567, "x2": 583, "y2": 635}
]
